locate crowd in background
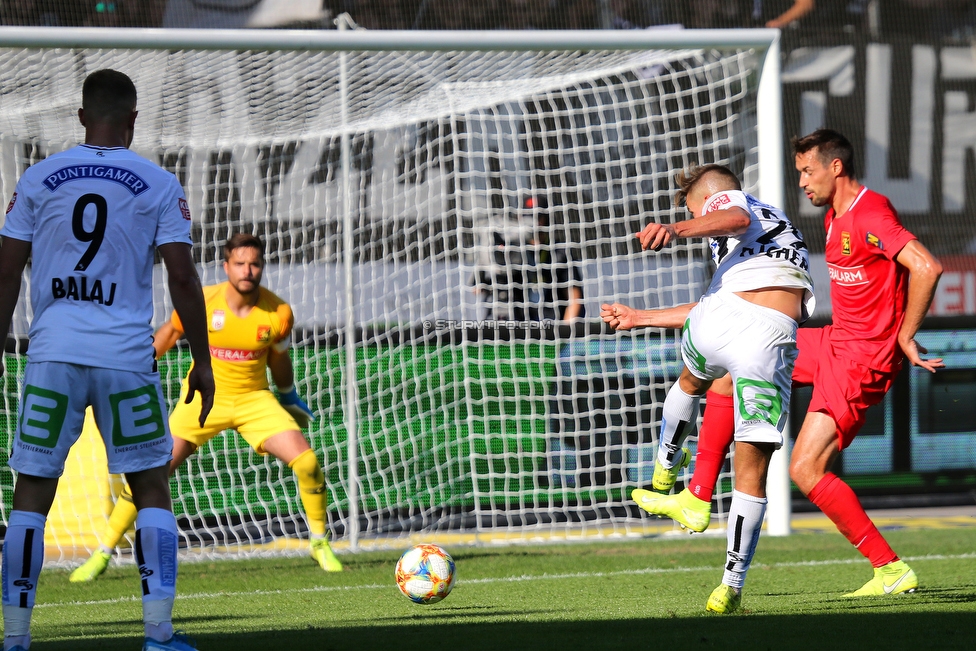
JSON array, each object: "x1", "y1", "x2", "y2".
[{"x1": 2, "y1": 1, "x2": 976, "y2": 43}]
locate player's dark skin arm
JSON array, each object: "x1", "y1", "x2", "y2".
[
  {"x1": 0, "y1": 236, "x2": 32, "y2": 379},
  {"x1": 158, "y1": 242, "x2": 215, "y2": 427}
]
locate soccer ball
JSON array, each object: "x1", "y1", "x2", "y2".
[{"x1": 394, "y1": 544, "x2": 456, "y2": 604}]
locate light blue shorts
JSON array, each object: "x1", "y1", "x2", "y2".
[{"x1": 10, "y1": 361, "x2": 173, "y2": 477}]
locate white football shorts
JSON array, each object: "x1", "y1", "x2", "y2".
[
  {"x1": 681, "y1": 292, "x2": 798, "y2": 447},
  {"x1": 10, "y1": 361, "x2": 173, "y2": 477}
]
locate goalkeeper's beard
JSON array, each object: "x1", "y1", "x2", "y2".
[{"x1": 230, "y1": 277, "x2": 260, "y2": 297}]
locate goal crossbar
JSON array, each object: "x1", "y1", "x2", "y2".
[{"x1": 0, "y1": 26, "x2": 779, "y2": 53}]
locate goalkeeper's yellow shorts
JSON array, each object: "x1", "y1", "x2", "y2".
[{"x1": 169, "y1": 385, "x2": 299, "y2": 454}]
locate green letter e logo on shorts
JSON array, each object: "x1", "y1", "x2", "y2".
[
  {"x1": 110, "y1": 385, "x2": 166, "y2": 447},
  {"x1": 19, "y1": 385, "x2": 69, "y2": 448},
  {"x1": 736, "y1": 378, "x2": 783, "y2": 427}
]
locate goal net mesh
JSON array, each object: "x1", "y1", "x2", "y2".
[{"x1": 0, "y1": 39, "x2": 766, "y2": 561}]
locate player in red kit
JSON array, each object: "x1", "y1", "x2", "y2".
[{"x1": 645, "y1": 129, "x2": 943, "y2": 598}]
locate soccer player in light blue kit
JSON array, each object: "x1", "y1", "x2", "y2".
[
  {"x1": 602, "y1": 164, "x2": 815, "y2": 614},
  {"x1": 0, "y1": 69, "x2": 214, "y2": 651}
]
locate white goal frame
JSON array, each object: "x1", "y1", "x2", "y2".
[{"x1": 0, "y1": 25, "x2": 790, "y2": 551}]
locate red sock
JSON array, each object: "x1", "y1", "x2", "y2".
[
  {"x1": 687, "y1": 390, "x2": 734, "y2": 502},
  {"x1": 807, "y1": 473, "x2": 898, "y2": 567}
]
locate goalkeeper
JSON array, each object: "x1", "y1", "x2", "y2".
[{"x1": 72, "y1": 233, "x2": 343, "y2": 581}]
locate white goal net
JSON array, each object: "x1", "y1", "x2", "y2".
[{"x1": 0, "y1": 27, "x2": 784, "y2": 561}]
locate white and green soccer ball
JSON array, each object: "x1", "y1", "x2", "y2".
[{"x1": 394, "y1": 544, "x2": 456, "y2": 605}]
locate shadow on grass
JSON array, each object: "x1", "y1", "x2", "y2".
[{"x1": 30, "y1": 598, "x2": 976, "y2": 651}]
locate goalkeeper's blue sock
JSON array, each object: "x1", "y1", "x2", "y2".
[
  {"x1": 136, "y1": 508, "x2": 179, "y2": 643},
  {"x1": 2, "y1": 510, "x2": 46, "y2": 651}
]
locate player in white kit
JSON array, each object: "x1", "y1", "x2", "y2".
[
  {"x1": 0, "y1": 69, "x2": 214, "y2": 651},
  {"x1": 601, "y1": 164, "x2": 815, "y2": 614}
]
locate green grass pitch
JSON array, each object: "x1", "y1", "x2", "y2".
[{"x1": 27, "y1": 527, "x2": 976, "y2": 651}]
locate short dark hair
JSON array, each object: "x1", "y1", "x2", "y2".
[
  {"x1": 223, "y1": 233, "x2": 265, "y2": 262},
  {"x1": 82, "y1": 69, "x2": 137, "y2": 122},
  {"x1": 674, "y1": 164, "x2": 741, "y2": 207},
  {"x1": 791, "y1": 129, "x2": 856, "y2": 179}
]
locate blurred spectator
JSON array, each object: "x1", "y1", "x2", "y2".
[
  {"x1": 340, "y1": 0, "x2": 413, "y2": 29},
  {"x1": 501, "y1": 0, "x2": 558, "y2": 29},
  {"x1": 1, "y1": 0, "x2": 85, "y2": 26},
  {"x1": 894, "y1": 0, "x2": 976, "y2": 42},
  {"x1": 564, "y1": 0, "x2": 601, "y2": 29},
  {"x1": 735, "y1": 0, "x2": 871, "y2": 39},
  {"x1": 0, "y1": 1, "x2": 165, "y2": 27},
  {"x1": 685, "y1": 0, "x2": 752, "y2": 28},
  {"x1": 161, "y1": 0, "x2": 327, "y2": 28},
  {"x1": 429, "y1": 0, "x2": 505, "y2": 29},
  {"x1": 764, "y1": 0, "x2": 815, "y2": 28},
  {"x1": 473, "y1": 194, "x2": 584, "y2": 322}
]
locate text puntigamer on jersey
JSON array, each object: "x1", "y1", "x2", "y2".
[{"x1": 42, "y1": 164, "x2": 150, "y2": 196}]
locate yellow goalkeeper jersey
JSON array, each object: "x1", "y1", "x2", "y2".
[{"x1": 170, "y1": 282, "x2": 294, "y2": 394}]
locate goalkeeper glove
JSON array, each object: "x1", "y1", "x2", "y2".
[{"x1": 278, "y1": 385, "x2": 315, "y2": 429}]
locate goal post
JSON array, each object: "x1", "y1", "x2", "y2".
[{"x1": 0, "y1": 25, "x2": 789, "y2": 562}]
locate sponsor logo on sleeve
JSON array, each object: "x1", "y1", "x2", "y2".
[
  {"x1": 257, "y1": 325, "x2": 271, "y2": 342},
  {"x1": 178, "y1": 197, "x2": 191, "y2": 220},
  {"x1": 211, "y1": 309, "x2": 225, "y2": 331},
  {"x1": 5, "y1": 192, "x2": 16, "y2": 214},
  {"x1": 702, "y1": 192, "x2": 731, "y2": 215},
  {"x1": 866, "y1": 232, "x2": 884, "y2": 250},
  {"x1": 827, "y1": 262, "x2": 869, "y2": 286},
  {"x1": 42, "y1": 165, "x2": 150, "y2": 196},
  {"x1": 841, "y1": 231, "x2": 852, "y2": 255}
]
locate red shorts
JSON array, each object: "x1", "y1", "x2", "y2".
[{"x1": 793, "y1": 327, "x2": 897, "y2": 450}]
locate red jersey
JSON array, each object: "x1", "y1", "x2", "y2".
[{"x1": 824, "y1": 187, "x2": 916, "y2": 372}]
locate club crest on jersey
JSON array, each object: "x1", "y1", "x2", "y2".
[
  {"x1": 178, "y1": 197, "x2": 191, "y2": 221},
  {"x1": 256, "y1": 325, "x2": 271, "y2": 342},
  {"x1": 866, "y1": 232, "x2": 884, "y2": 250},
  {"x1": 211, "y1": 309, "x2": 225, "y2": 331},
  {"x1": 841, "y1": 231, "x2": 852, "y2": 255},
  {"x1": 5, "y1": 192, "x2": 16, "y2": 214}
]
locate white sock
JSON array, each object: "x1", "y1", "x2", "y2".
[
  {"x1": 722, "y1": 490, "x2": 767, "y2": 590},
  {"x1": 3, "y1": 603, "x2": 32, "y2": 651},
  {"x1": 657, "y1": 385, "x2": 700, "y2": 469},
  {"x1": 3, "y1": 633, "x2": 31, "y2": 651},
  {"x1": 135, "y1": 508, "x2": 179, "y2": 642}
]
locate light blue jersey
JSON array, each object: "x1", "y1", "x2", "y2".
[{"x1": 1, "y1": 144, "x2": 192, "y2": 372}]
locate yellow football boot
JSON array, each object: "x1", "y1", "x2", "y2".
[
  {"x1": 705, "y1": 584, "x2": 741, "y2": 614},
  {"x1": 651, "y1": 447, "x2": 691, "y2": 494},
  {"x1": 843, "y1": 560, "x2": 918, "y2": 597},
  {"x1": 632, "y1": 487, "x2": 711, "y2": 533},
  {"x1": 310, "y1": 537, "x2": 344, "y2": 572},
  {"x1": 69, "y1": 549, "x2": 111, "y2": 583}
]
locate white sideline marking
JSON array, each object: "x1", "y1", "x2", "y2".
[{"x1": 39, "y1": 552, "x2": 976, "y2": 609}]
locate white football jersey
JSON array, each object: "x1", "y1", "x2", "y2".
[
  {"x1": 1, "y1": 144, "x2": 193, "y2": 372},
  {"x1": 700, "y1": 190, "x2": 816, "y2": 320}
]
